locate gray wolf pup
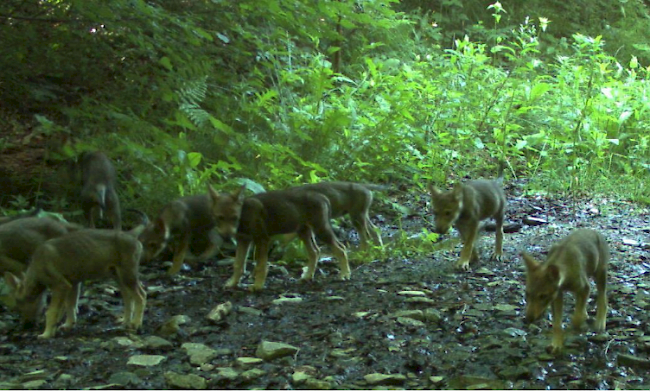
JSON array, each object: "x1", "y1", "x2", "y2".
[
  {"x1": 4, "y1": 229, "x2": 146, "y2": 339},
  {"x1": 292, "y1": 182, "x2": 384, "y2": 249},
  {"x1": 522, "y1": 228, "x2": 608, "y2": 354},
  {"x1": 80, "y1": 151, "x2": 121, "y2": 230},
  {"x1": 428, "y1": 164, "x2": 506, "y2": 270},
  {"x1": 208, "y1": 185, "x2": 350, "y2": 291},
  {"x1": 138, "y1": 194, "x2": 219, "y2": 275}
]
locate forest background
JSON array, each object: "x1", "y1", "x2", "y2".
[{"x1": 1, "y1": 0, "x2": 649, "y2": 216}]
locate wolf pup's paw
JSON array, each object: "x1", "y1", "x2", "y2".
[
  {"x1": 224, "y1": 277, "x2": 239, "y2": 289},
  {"x1": 37, "y1": 330, "x2": 56, "y2": 339},
  {"x1": 338, "y1": 270, "x2": 351, "y2": 281},
  {"x1": 491, "y1": 252, "x2": 503, "y2": 262},
  {"x1": 249, "y1": 284, "x2": 265, "y2": 292},
  {"x1": 455, "y1": 260, "x2": 471, "y2": 271}
]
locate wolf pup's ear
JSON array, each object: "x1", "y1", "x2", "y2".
[
  {"x1": 4, "y1": 272, "x2": 21, "y2": 291},
  {"x1": 521, "y1": 252, "x2": 539, "y2": 271},
  {"x1": 207, "y1": 184, "x2": 219, "y2": 201},
  {"x1": 234, "y1": 184, "x2": 247, "y2": 203},
  {"x1": 427, "y1": 184, "x2": 440, "y2": 197}
]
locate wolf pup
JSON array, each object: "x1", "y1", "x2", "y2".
[
  {"x1": 522, "y1": 229, "x2": 608, "y2": 354},
  {"x1": 428, "y1": 164, "x2": 506, "y2": 270},
  {"x1": 0, "y1": 217, "x2": 81, "y2": 276},
  {"x1": 293, "y1": 182, "x2": 385, "y2": 249},
  {"x1": 80, "y1": 151, "x2": 121, "y2": 230},
  {"x1": 138, "y1": 194, "x2": 219, "y2": 276},
  {"x1": 208, "y1": 184, "x2": 350, "y2": 291},
  {"x1": 4, "y1": 229, "x2": 146, "y2": 339}
]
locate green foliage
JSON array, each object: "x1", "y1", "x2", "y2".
[{"x1": 1, "y1": 0, "x2": 649, "y2": 218}]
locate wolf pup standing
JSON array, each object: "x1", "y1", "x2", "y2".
[
  {"x1": 522, "y1": 229, "x2": 608, "y2": 354},
  {"x1": 0, "y1": 217, "x2": 81, "y2": 276},
  {"x1": 4, "y1": 229, "x2": 146, "y2": 339},
  {"x1": 428, "y1": 163, "x2": 506, "y2": 270},
  {"x1": 138, "y1": 194, "x2": 220, "y2": 276},
  {"x1": 292, "y1": 182, "x2": 385, "y2": 249},
  {"x1": 80, "y1": 151, "x2": 121, "y2": 230},
  {"x1": 208, "y1": 185, "x2": 350, "y2": 291}
]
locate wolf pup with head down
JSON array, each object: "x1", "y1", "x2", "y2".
[
  {"x1": 80, "y1": 151, "x2": 121, "y2": 230},
  {"x1": 138, "y1": 194, "x2": 220, "y2": 276},
  {"x1": 428, "y1": 164, "x2": 506, "y2": 270},
  {"x1": 4, "y1": 229, "x2": 146, "y2": 339},
  {"x1": 0, "y1": 217, "x2": 81, "y2": 276},
  {"x1": 292, "y1": 182, "x2": 385, "y2": 249},
  {"x1": 208, "y1": 184, "x2": 350, "y2": 292},
  {"x1": 522, "y1": 229, "x2": 608, "y2": 354}
]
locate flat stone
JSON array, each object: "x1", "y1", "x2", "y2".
[
  {"x1": 238, "y1": 307, "x2": 263, "y2": 316},
  {"x1": 85, "y1": 384, "x2": 121, "y2": 390},
  {"x1": 143, "y1": 336, "x2": 173, "y2": 350},
  {"x1": 22, "y1": 380, "x2": 47, "y2": 389},
  {"x1": 127, "y1": 355, "x2": 166, "y2": 367},
  {"x1": 271, "y1": 297, "x2": 303, "y2": 305},
  {"x1": 618, "y1": 353, "x2": 650, "y2": 369},
  {"x1": 108, "y1": 372, "x2": 140, "y2": 386},
  {"x1": 206, "y1": 301, "x2": 232, "y2": 323},
  {"x1": 364, "y1": 373, "x2": 407, "y2": 385},
  {"x1": 498, "y1": 365, "x2": 530, "y2": 379},
  {"x1": 423, "y1": 308, "x2": 442, "y2": 323},
  {"x1": 20, "y1": 370, "x2": 48, "y2": 382},
  {"x1": 235, "y1": 357, "x2": 264, "y2": 367},
  {"x1": 164, "y1": 371, "x2": 207, "y2": 389},
  {"x1": 240, "y1": 368, "x2": 266, "y2": 382},
  {"x1": 157, "y1": 315, "x2": 191, "y2": 337},
  {"x1": 397, "y1": 290, "x2": 427, "y2": 297},
  {"x1": 329, "y1": 348, "x2": 356, "y2": 358},
  {"x1": 255, "y1": 341, "x2": 299, "y2": 361},
  {"x1": 215, "y1": 367, "x2": 239, "y2": 380},
  {"x1": 389, "y1": 310, "x2": 424, "y2": 321},
  {"x1": 304, "y1": 378, "x2": 332, "y2": 389},
  {"x1": 181, "y1": 343, "x2": 218, "y2": 366},
  {"x1": 292, "y1": 371, "x2": 311, "y2": 385},
  {"x1": 503, "y1": 327, "x2": 527, "y2": 337},
  {"x1": 404, "y1": 297, "x2": 436, "y2": 304},
  {"x1": 396, "y1": 317, "x2": 426, "y2": 328}
]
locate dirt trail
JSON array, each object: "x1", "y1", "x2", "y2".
[{"x1": 1, "y1": 181, "x2": 649, "y2": 389}]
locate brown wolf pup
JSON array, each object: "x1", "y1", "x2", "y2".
[
  {"x1": 428, "y1": 164, "x2": 506, "y2": 270},
  {"x1": 208, "y1": 185, "x2": 350, "y2": 291},
  {"x1": 522, "y1": 229, "x2": 608, "y2": 354},
  {"x1": 292, "y1": 182, "x2": 385, "y2": 249},
  {"x1": 0, "y1": 217, "x2": 82, "y2": 276},
  {"x1": 80, "y1": 151, "x2": 121, "y2": 230},
  {"x1": 4, "y1": 229, "x2": 146, "y2": 339},
  {"x1": 138, "y1": 194, "x2": 219, "y2": 276}
]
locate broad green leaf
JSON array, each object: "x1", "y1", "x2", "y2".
[
  {"x1": 159, "y1": 56, "x2": 173, "y2": 71},
  {"x1": 529, "y1": 83, "x2": 551, "y2": 101},
  {"x1": 187, "y1": 152, "x2": 202, "y2": 168}
]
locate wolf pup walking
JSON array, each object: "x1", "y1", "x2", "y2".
[
  {"x1": 4, "y1": 229, "x2": 146, "y2": 339},
  {"x1": 292, "y1": 182, "x2": 385, "y2": 249},
  {"x1": 80, "y1": 151, "x2": 121, "y2": 230},
  {"x1": 428, "y1": 163, "x2": 506, "y2": 270},
  {"x1": 208, "y1": 185, "x2": 350, "y2": 291},
  {"x1": 138, "y1": 194, "x2": 220, "y2": 276},
  {"x1": 522, "y1": 229, "x2": 608, "y2": 354},
  {"x1": 0, "y1": 217, "x2": 81, "y2": 276}
]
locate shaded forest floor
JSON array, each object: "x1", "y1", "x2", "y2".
[{"x1": 1, "y1": 179, "x2": 650, "y2": 389}]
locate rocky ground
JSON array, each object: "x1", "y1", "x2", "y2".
[{"x1": 1, "y1": 179, "x2": 650, "y2": 390}]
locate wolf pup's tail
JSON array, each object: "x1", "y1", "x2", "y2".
[
  {"x1": 96, "y1": 184, "x2": 107, "y2": 219},
  {"x1": 496, "y1": 161, "x2": 507, "y2": 184}
]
